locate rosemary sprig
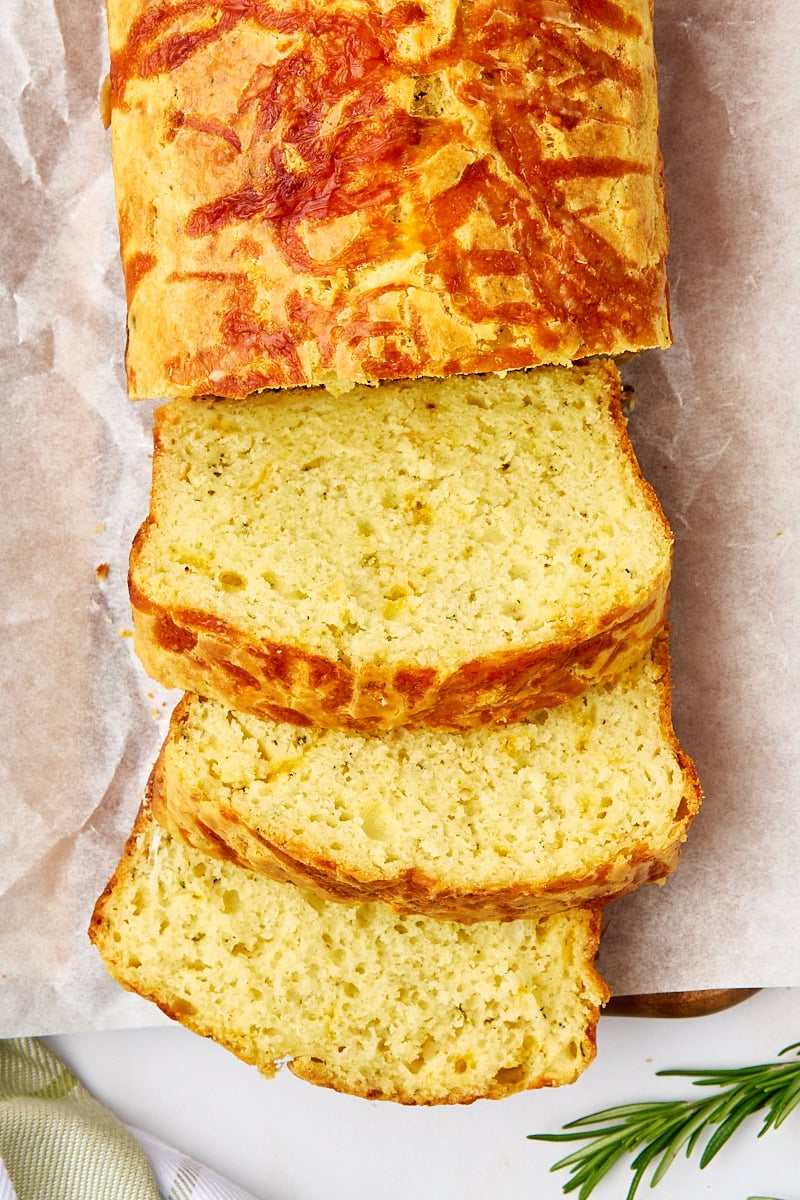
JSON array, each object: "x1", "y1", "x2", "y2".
[{"x1": 528, "y1": 1042, "x2": 800, "y2": 1200}]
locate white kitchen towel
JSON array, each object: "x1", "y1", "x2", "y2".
[
  {"x1": 128, "y1": 1125, "x2": 262, "y2": 1200},
  {"x1": 0, "y1": 1039, "x2": 260, "y2": 1200}
]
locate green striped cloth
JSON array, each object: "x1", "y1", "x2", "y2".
[
  {"x1": 0, "y1": 1039, "x2": 258, "y2": 1200},
  {"x1": 0, "y1": 1038, "x2": 160, "y2": 1200}
]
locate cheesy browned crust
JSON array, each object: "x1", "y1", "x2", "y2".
[
  {"x1": 130, "y1": 575, "x2": 671, "y2": 730},
  {"x1": 107, "y1": 0, "x2": 670, "y2": 398},
  {"x1": 148, "y1": 636, "x2": 702, "y2": 922}
]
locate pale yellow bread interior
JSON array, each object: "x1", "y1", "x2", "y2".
[
  {"x1": 90, "y1": 801, "x2": 609, "y2": 1104},
  {"x1": 153, "y1": 636, "x2": 700, "y2": 920},
  {"x1": 130, "y1": 361, "x2": 672, "y2": 729}
]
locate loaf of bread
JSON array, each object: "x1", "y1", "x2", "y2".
[
  {"x1": 106, "y1": 0, "x2": 669, "y2": 399},
  {"x1": 129, "y1": 361, "x2": 672, "y2": 730},
  {"x1": 90, "y1": 798, "x2": 609, "y2": 1104},
  {"x1": 151, "y1": 636, "x2": 700, "y2": 920}
]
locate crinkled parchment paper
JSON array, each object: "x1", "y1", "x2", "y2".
[{"x1": 0, "y1": 0, "x2": 798, "y2": 1035}]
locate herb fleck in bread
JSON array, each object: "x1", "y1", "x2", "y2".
[
  {"x1": 89, "y1": 799, "x2": 609, "y2": 1104},
  {"x1": 151, "y1": 636, "x2": 700, "y2": 921},
  {"x1": 129, "y1": 361, "x2": 672, "y2": 730}
]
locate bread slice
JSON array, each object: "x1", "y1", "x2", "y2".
[
  {"x1": 129, "y1": 362, "x2": 672, "y2": 730},
  {"x1": 106, "y1": 0, "x2": 669, "y2": 399},
  {"x1": 151, "y1": 636, "x2": 700, "y2": 921},
  {"x1": 89, "y1": 800, "x2": 609, "y2": 1104}
]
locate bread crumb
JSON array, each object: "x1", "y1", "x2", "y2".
[{"x1": 99, "y1": 75, "x2": 112, "y2": 129}]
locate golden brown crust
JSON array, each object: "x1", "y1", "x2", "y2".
[
  {"x1": 149, "y1": 636, "x2": 702, "y2": 921},
  {"x1": 131, "y1": 566, "x2": 671, "y2": 730},
  {"x1": 157, "y1": 779, "x2": 684, "y2": 920},
  {"x1": 107, "y1": 0, "x2": 670, "y2": 398}
]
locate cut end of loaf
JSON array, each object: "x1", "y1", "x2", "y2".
[{"x1": 90, "y1": 801, "x2": 609, "y2": 1104}]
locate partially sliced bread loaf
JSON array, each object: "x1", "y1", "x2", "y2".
[
  {"x1": 152, "y1": 637, "x2": 700, "y2": 921},
  {"x1": 130, "y1": 361, "x2": 672, "y2": 730},
  {"x1": 108, "y1": 0, "x2": 669, "y2": 400},
  {"x1": 90, "y1": 800, "x2": 609, "y2": 1104}
]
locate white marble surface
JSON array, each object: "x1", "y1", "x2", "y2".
[{"x1": 44, "y1": 987, "x2": 800, "y2": 1200}]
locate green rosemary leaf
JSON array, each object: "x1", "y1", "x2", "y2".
[
  {"x1": 648, "y1": 1103, "x2": 716, "y2": 1184},
  {"x1": 764, "y1": 1072, "x2": 800, "y2": 1131},
  {"x1": 699, "y1": 1089, "x2": 767, "y2": 1166},
  {"x1": 529, "y1": 1042, "x2": 800, "y2": 1199},
  {"x1": 556, "y1": 1102, "x2": 671, "y2": 1128}
]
